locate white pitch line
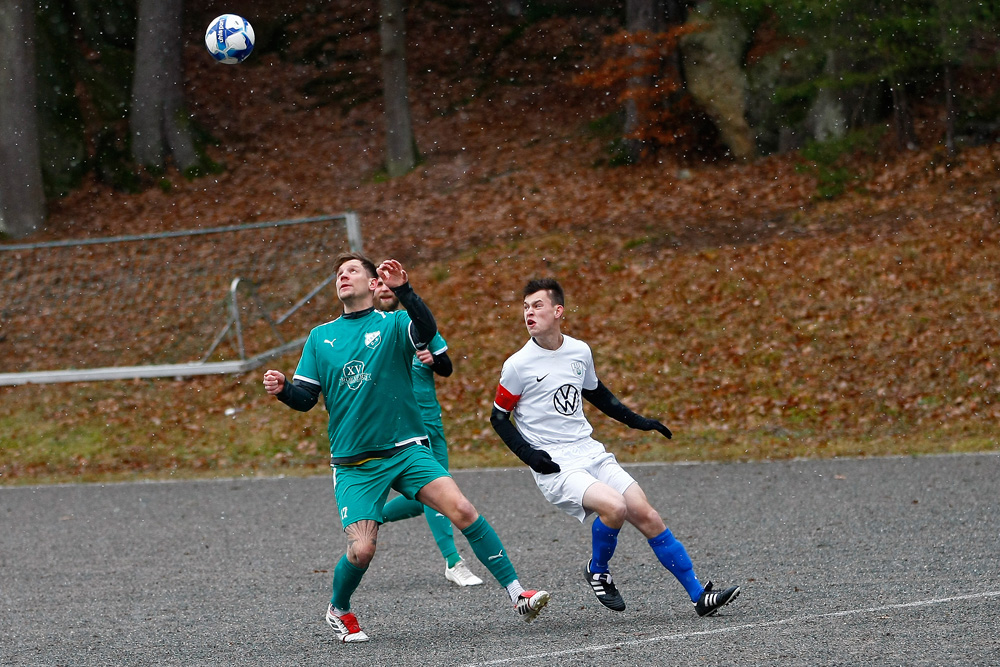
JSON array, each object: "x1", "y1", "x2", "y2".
[{"x1": 464, "y1": 590, "x2": 1000, "y2": 667}]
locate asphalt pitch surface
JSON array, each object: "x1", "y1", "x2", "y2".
[{"x1": 2, "y1": 453, "x2": 998, "y2": 666}]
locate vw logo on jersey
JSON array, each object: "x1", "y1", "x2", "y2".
[
  {"x1": 364, "y1": 330, "x2": 382, "y2": 349},
  {"x1": 340, "y1": 360, "x2": 371, "y2": 390},
  {"x1": 553, "y1": 384, "x2": 580, "y2": 416}
]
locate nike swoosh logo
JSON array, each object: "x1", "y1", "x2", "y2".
[{"x1": 536, "y1": 375, "x2": 548, "y2": 382}]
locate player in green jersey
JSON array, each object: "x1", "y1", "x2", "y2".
[
  {"x1": 374, "y1": 278, "x2": 484, "y2": 587},
  {"x1": 263, "y1": 253, "x2": 549, "y2": 643}
]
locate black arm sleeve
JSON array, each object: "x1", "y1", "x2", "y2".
[
  {"x1": 582, "y1": 380, "x2": 672, "y2": 438},
  {"x1": 581, "y1": 380, "x2": 645, "y2": 427},
  {"x1": 490, "y1": 407, "x2": 561, "y2": 474},
  {"x1": 430, "y1": 350, "x2": 453, "y2": 377},
  {"x1": 392, "y1": 281, "x2": 437, "y2": 350},
  {"x1": 276, "y1": 377, "x2": 321, "y2": 412}
]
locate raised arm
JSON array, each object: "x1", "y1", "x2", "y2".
[{"x1": 378, "y1": 259, "x2": 437, "y2": 349}]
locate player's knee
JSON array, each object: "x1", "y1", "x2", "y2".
[
  {"x1": 602, "y1": 499, "x2": 628, "y2": 526},
  {"x1": 449, "y1": 496, "x2": 478, "y2": 528},
  {"x1": 349, "y1": 540, "x2": 377, "y2": 567},
  {"x1": 631, "y1": 506, "x2": 665, "y2": 535},
  {"x1": 346, "y1": 529, "x2": 379, "y2": 566}
]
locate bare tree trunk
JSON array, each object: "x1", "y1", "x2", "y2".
[
  {"x1": 663, "y1": 0, "x2": 686, "y2": 75},
  {"x1": 889, "y1": 79, "x2": 918, "y2": 151},
  {"x1": 0, "y1": 0, "x2": 45, "y2": 238},
  {"x1": 943, "y1": 63, "x2": 956, "y2": 158},
  {"x1": 380, "y1": 0, "x2": 417, "y2": 178},
  {"x1": 130, "y1": 0, "x2": 197, "y2": 171},
  {"x1": 623, "y1": 0, "x2": 662, "y2": 163},
  {"x1": 937, "y1": 0, "x2": 959, "y2": 159}
]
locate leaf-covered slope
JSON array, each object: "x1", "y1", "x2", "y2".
[{"x1": 1, "y1": 2, "x2": 997, "y2": 482}]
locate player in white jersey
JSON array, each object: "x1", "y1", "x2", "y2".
[{"x1": 491, "y1": 278, "x2": 740, "y2": 617}]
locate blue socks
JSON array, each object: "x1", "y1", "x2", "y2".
[
  {"x1": 593, "y1": 520, "x2": 704, "y2": 602},
  {"x1": 648, "y1": 528, "x2": 703, "y2": 601},
  {"x1": 590, "y1": 517, "x2": 621, "y2": 573}
]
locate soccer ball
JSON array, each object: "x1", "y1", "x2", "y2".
[{"x1": 205, "y1": 14, "x2": 255, "y2": 65}]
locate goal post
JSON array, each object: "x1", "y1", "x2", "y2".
[{"x1": 0, "y1": 213, "x2": 363, "y2": 386}]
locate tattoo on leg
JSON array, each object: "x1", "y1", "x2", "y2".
[{"x1": 345, "y1": 519, "x2": 379, "y2": 565}]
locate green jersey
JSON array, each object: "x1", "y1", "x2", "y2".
[
  {"x1": 411, "y1": 331, "x2": 447, "y2": 423},
  {"x1": 293, "y1": 308, "x2": 426, "y2": 463}
]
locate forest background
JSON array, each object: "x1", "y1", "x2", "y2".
[{"x1": 0, "y1": 0, "x2": 997, "y2": 484}]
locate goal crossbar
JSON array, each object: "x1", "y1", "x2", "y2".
[{"x1": 0, "y1": 213, "x2": 363, "y2": 253}]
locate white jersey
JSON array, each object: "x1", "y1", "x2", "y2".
[{"x1": 494, "y1": 335, "x2": 599, "y2": 449}]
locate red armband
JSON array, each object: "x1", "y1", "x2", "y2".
[{"x1": 493, "y1": 383, "x2": 520, "y2": 412}]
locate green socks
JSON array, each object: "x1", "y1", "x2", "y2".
[
  {"x1": 330, "y1": 554, "x2": 368, "y2": 611},
  {"x1": 461, "y1": 515, "x2": 517, "y2": 587}
]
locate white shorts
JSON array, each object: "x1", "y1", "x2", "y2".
[{"x1": 531, "y1": 437, "x2": 636, "y2": 523}]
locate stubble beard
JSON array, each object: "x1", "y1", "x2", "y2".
[
  {"x1": 375, "y1": 294, "x2": 400, "y2": 312},
  {"x1": 340, "y1": 287, "x2": 375, "y2": 313}
]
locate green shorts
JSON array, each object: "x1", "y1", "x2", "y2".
[
  {"x1": 425, "y1": 417, "x2": 449, "y2": 470},
  {"x1": 331, "y1": 444, "x2": 451, "y2": 528}
]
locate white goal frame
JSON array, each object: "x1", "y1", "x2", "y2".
[{"x1": 0, "y1": 212, "x2": 362, "y2": 386}]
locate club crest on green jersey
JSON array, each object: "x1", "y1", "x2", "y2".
[
  {"x1": 340, "y1": 360, "x2": 371, "y2": 390},
  {"x1": 364, "y1": 331, "x2": 382, "y2": 349}
]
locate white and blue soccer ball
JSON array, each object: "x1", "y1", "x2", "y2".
[{"x1": 205, "y1": 14, "x2": 255, "y2": 65}]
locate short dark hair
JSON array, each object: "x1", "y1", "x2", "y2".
[
  {"x1": 333, "y1": 252, "x2": 377, "y2": 278},
  {"x1": 523, "y1": 278, "x2": 564, "y2": 307}
]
